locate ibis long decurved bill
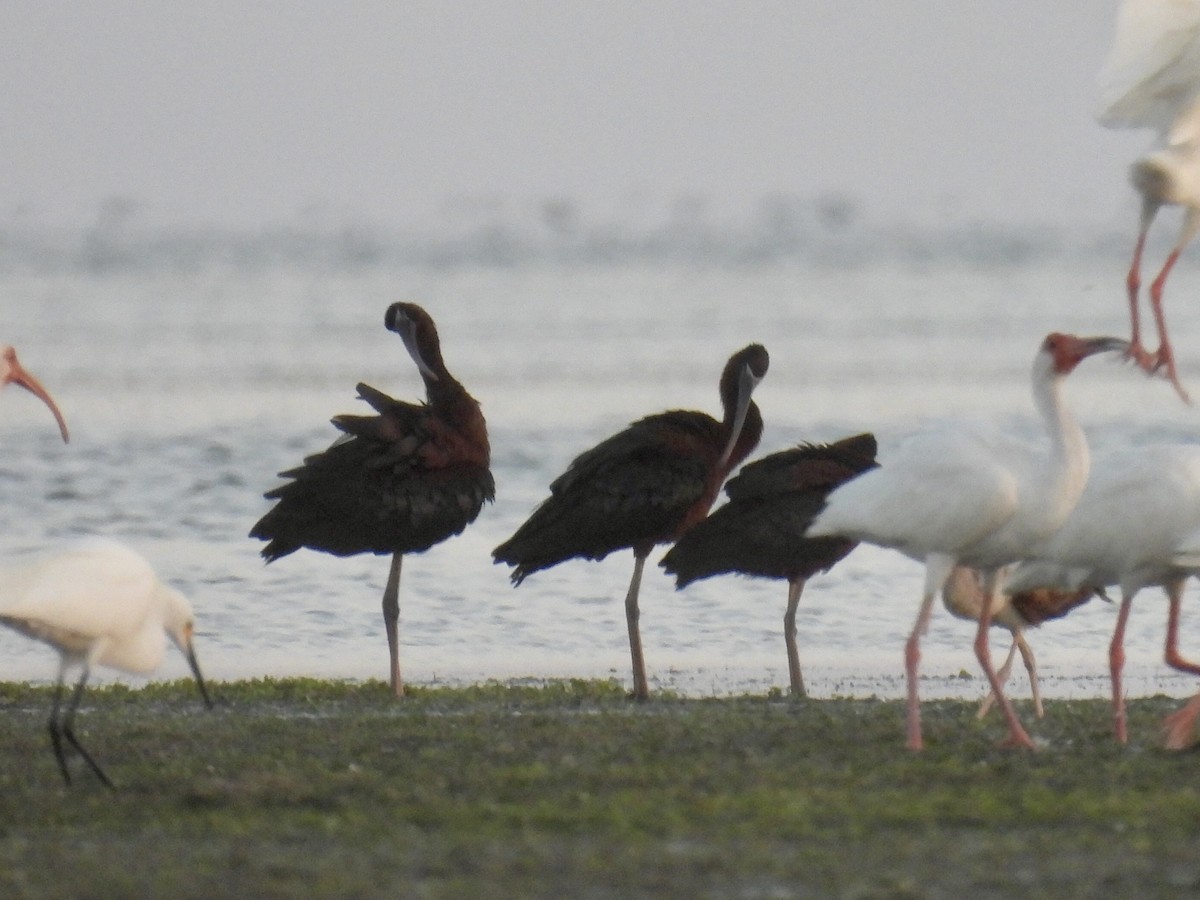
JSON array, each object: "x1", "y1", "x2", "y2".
[
  {"x1": 718, "y1": 361, "x2": 764, "y2": 467},
  {"x1": 5, "y1": 351, "x2": 69, "y2": 443}
]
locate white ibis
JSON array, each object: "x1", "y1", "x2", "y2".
[
  {"x1": 1, "y1": 345, "x2": 69, "y2": 441},
  {"x1": 659, "y1": 433, "x2": 878, "y2": 697},
  {"x1": 494, "y1": 344, "x2": 769, "y2": 701},
  {"x1": 1008, "y1": 441, "x2": 1200, "y2": 747},
  {"x1": 0, "y1": 539, "x2": 212, "y2": 787},
  {"x1": 1098, "y1": 0, "x2": 1200, "y2": 398},
  {"x1": 941, "y1": 565, "x2": 1097, "y2": 719},
  {"x1": 807, "y1": 333, "x2": 1128, "y2": 750},
  {"x1": 251, "y1": 303, "x2": 494, "y2": 698}
]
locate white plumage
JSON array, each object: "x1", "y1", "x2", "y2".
[
  {"x1": 809, "y1": 333, "x2": 1127, "y2": 750},
  {"x1": 0, "y1": 539, "x2": 212, "y2": 786},
  {"x1": 1009, "y1": 442, "x2": 1200, "y2": 748},
  {"x1": 1099, "y1": 0, "x2": 1200, "y2": 396}
]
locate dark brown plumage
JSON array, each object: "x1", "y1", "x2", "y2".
[
  {"x1": 660, "y1": 433, "x2": 878, "y2": 696},
  {"x1": 250, "y1": 303, "x2": 493, "y2": 696},
  {"x1": 493, "y1": 343, "x2": 770, "y2": 700}
]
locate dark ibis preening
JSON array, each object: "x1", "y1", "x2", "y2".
[
  {"x1": 1, "y1": 345, "x2": 69, "y2": 442},
  {"x1": 250, "y1": 303, "x2": 494, "y2": 697},
  {"x1": 807, "y1": 333, "x2": 1128, "y2": 750},
  {"x1": 493, "y1": 343, "x2": 769, "y2": 700},
  {"x1": 660, "y1": 432, "x2": 878, "y2": 698},
  {"x1": 942, "y1": 565, "x2": 1097, "y2": 720}
]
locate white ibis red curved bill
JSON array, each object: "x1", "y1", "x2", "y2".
[{"x1": 1, "y1": 345, "x2": 68, "y2": 441}]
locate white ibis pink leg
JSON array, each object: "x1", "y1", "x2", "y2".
[
  {"x1": 783, "y1": 577, "x2": 806, "y2": 698},
  {"x1": 383, "y1": 552, "x2": 404, "y2": 697},
  {"x1": 974, "y1": 569, "x2": 1035, "y2": 749},
  {"x1": 904, "y1": 556, "x2": 952, "y2": 751},
  {"x1": 1147, "y1": 249, "x2": 1190, "y2": 402},
  {"x1": 1161, "y1": 578, "x2": 1200, "y2": 749},
  {"x1": 1109, "y1": 589, "x2": 1135, "y2": 744},
  {"x1": 1126, "y1": 225, "x2": 1152, "y2": 371},
  {"x1": 976, "y1": 631, "x2": 1047, "y2": 720},
  {"x1": 625, "y1": 551, "x2": 650, "y2": 701}
]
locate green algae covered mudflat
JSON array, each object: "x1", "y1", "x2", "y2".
[{"x1": 1, "y1": 678, "x2": 1197, "y2": 898}]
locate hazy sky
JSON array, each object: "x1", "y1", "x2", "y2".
[{"x1": 1, "y1": 2, "x2": 1143, "y2": 231}]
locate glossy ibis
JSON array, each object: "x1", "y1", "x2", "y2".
[
  {"x1": 808, "y1": 333, "x2": 1128, "y2": 750},
  {"x1": 493, "y1": 343, "x2": 769, "y2": 700},
  {"x1": 659, "y1": 432, "x2": 877, "y2": 697},
  {"x1": 0, "y1": 538, "x2": 211, "y2": 787},
  {"x1": 251, "y1": 303, "x2": 493, "y2": 697}
]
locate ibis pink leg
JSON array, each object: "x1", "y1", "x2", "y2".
[
  {"x1": 1148, "y1": 249, "x2": 1190, "y2": 402},
  {"x1": 625, "y1": 550, "x2": 650, "y2": 701},
  {"x1": 783, "y1": 577, "x2": 807, "y2": 698},
  {"x1": 974, "y1": 569, "x2": 1034, "y2": 749},
  {"x1": 1161, "y1": 578, "x2": 1200, "y2": 749},
  {"x1": 383, "y1": 552, "x2": 404, "y2": 697},
  {"x1": 1126, "y1": 227, "x2": 1151, "y2": 369},
  {"x1": 1109, "y1": 589, "x2": 1134, "y2": 744},
  {"x1": 976, "y1": 638, "x2": 1018, "y2": 720}
]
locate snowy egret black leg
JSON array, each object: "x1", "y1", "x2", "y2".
[{"x1": 59, "y1": 670, "x2": 114, "y2": 788}]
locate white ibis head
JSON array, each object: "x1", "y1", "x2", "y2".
[{"x1": 1038, "y1": 333, "x2": 1130, "y2": 378}]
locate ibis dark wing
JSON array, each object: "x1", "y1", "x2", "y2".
[
  {"x1": 251, "y1": 384, "x2": 494, "y2": 560},
  {"x1": 493, "y1": 412, "x2": 723, "y2": 582},
  {"x1": 661, "y1": 433, "x2": 877, "y2": 587}
]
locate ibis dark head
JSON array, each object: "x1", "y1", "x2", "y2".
[
  {"x1": 718, "y1": 343, "x2": 769, "y2": 467},
  {"x1": 386, "y1": 303, "x2": 444, "y2": 382}
]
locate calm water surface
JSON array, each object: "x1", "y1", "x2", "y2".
[{"x1": 3, "y1": 258, "x2": 1200, "y2": 700}]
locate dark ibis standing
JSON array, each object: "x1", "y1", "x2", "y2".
[
  {"x1": 493, "y1": 343, "x2": 769, "y2": 700},
  {"x1": 660, "y1": 432, "x2": 877, "y2": 697},
  {"x1": 250, "y1": 303, "x2": 494, "y2": 697}
]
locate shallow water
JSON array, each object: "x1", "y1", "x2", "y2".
[{"x1": 3, "y1": 256, "x2": 1200, "y2": 700}]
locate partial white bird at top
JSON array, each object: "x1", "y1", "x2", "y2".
[
  {"x1": 0, "y1": 539, "x2": 213, "y2": 787},
  {"x1": 0, "y1": 345, "x2": 68, "y2": 441},
  {"x1": 807, "y1": 333, "x2": 1128, "y2": 752},
  {"x1": 1098, "y1": 0, "x2": 1200, "y2": 400},
  {"x1": 1009, "y1": 441, "x2": 1200, "y2": 749}
]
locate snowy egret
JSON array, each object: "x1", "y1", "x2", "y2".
[
  {"x1": 251, "y1": 303, "x2": 493, "y2": 697},
  {"x1": 660, "y1": 432, "x2": 877, "y2": 697},
  {"x1": 0, "y1": 539, "x2": 212, "y2": 787},
  {"x1": 807, "y1": 333, "x2": 1128, "y2": 750},
  {"x1": 494, "y1": 343, "x2": 769, "y2": 701},
  {"x1": 1008, "y1": 441, "x2": 1200, "y2": 746},
  {"x1": 1098, "y1": 0, "x2": 1200, "y2": 398},
  {"x1": 1, "y1": 345, "x2": 69, "y2": 441}
]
